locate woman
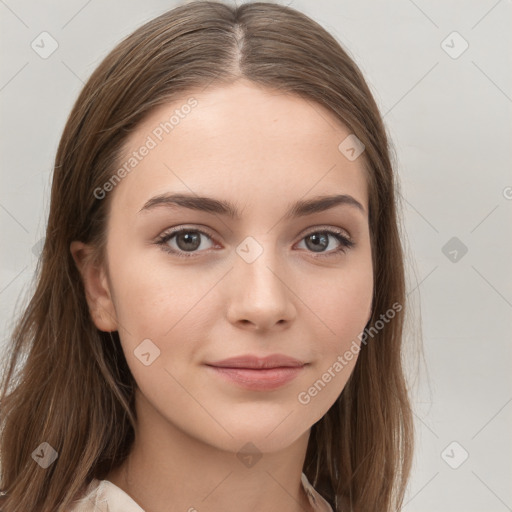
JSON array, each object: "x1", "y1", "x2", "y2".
[{"x1": 0, "y1": 2, "x2": 414, "y2": 511}]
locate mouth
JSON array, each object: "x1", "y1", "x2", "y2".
[
  {"x1": 204, "y1": 353, "x2": 308, "y2": 391},
  {"x1": 204, "y1": 363, "x2": 307, "y2": 391},
  {"x1": 206, "y1": 354, "x2": 306, "y2": 369}
]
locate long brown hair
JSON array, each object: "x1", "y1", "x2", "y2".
[{"x1": 0, "y1": 2, "x2": 414, "y2": 510}]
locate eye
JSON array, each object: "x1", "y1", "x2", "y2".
[
  {"x1": 296, "y1": 228, "x2": 355, "y2": 258},
  {"x1": 155, "y1": 227, "x2": 216, "y2": 258},
  {"x1": 155, "y1": 226, "x2": 355, "y2": 259}
]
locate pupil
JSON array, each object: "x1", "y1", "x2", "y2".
[
  {"x1": 178, "y1": 232, "x2": 200, "y2": 251},
  {"x1": 308, "y1": 233, "x2": 327, "y2": 252}
]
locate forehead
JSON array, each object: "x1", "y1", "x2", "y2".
[{"x1": 109, "y1": 80, "x2": 368, "y2": 216}]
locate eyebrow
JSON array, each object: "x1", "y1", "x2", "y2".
[{"x1": 138, "y1": 192, "x2": 366, "y2": 219}]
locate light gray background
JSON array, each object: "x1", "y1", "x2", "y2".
[{"x1": 1, "y1": 1, "x2": 511, "y2": 511}]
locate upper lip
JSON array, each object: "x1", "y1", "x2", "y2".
[{"x1": 206, "y1": 354, "x2": 306, "y2": 369}]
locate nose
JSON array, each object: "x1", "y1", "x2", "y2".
[{"x1": 226, "y1": 247, "x2": 296, "y2": 332}]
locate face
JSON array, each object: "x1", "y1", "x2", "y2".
[{"x1": 72, "y1": 79, "x2": 373, "y2": 454}]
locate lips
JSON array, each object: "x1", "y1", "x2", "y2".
[
  {"x1": 204, "y1": 354, "x2": 307, "y2": 391},
  {"x1": 206, "y1": 354, "x2": 306, "y2": 369}
]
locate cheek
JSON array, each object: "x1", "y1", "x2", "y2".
[
  {"x1": 108, "y1": 240, "x2": 206, "y2": 333},
  {"x1": 303, "y1": 261, "x2": 373, "y2": 350},
  {"x1": 108, "y1": 262, "x2": 209, "y2": 409},
  {"x1": 294, "y1": 265, "x2": 372, "y2": 414},
  {"x1": 107, "y1": 250, "x2": 226, "y2": 375}
]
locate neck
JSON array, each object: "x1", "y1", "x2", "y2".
[{"x1": 105, "y1": 388, "x2": 313, "y2": 512}]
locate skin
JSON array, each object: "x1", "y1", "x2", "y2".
[{"x1": 71, "y1": 79, "x2": 374, "y2": 512}]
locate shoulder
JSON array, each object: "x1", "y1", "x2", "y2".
[
  {"x1": 68, "y1": 478, "x2": 144, "y2": 512},
  {"x1": 301, "y1": 472, "x2": 335, "y2": 512},
  {"x1": 0, "y1": 479, "x2": 136, "y2": 512},
  {"x1": 0, "y1": 483, "x2": 103, "y2": 512},
  {"x1": 67, "y1": 478, "x2": 105, "y2": 512}
]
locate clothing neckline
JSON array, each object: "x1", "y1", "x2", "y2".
[{"x1": 76, "y1": 471, "x2": 334, "y2": 511}]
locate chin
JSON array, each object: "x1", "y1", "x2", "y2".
[{"x1": 206, "y1": 421, "x2": 309, "y2": 455}]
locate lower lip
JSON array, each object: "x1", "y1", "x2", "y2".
[{"x1": 205, "y1": 365, "x2": 305, "y2": 391}]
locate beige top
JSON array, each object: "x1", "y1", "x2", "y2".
[{"x1": 68, "y1": 472, "x2": 334, "y2": 511}]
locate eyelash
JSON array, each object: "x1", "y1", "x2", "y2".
[{"x1": 155, "y1": 226, "x2": 355, "y2": 259}]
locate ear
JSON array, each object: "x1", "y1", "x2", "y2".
[{"x1": 70, "y1": 241, "x2": 118, "y2": 332}]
